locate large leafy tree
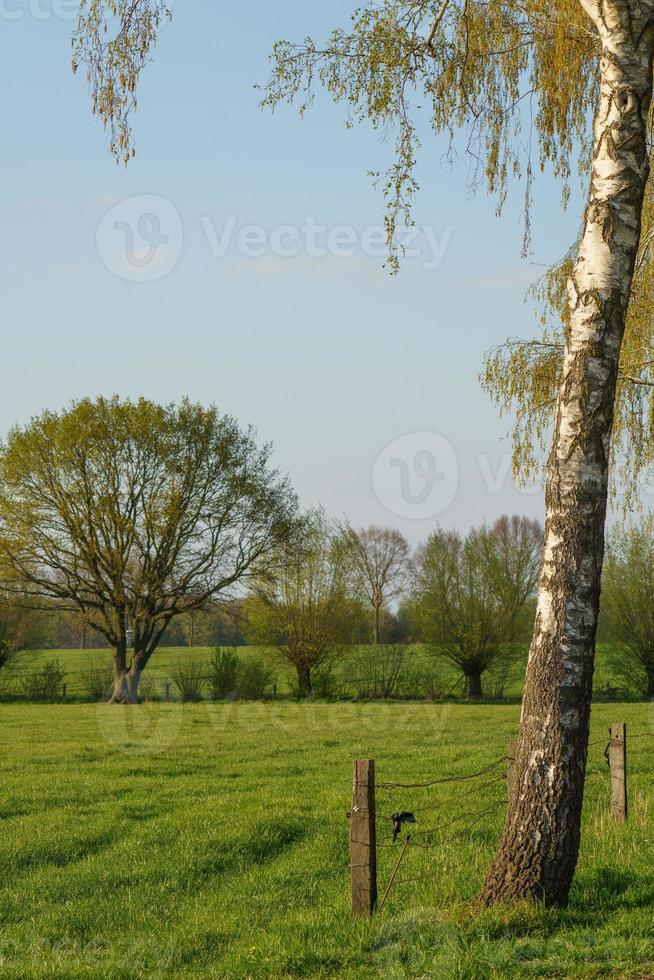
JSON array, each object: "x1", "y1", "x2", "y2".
[
  {"x1": 0, "y1": 397, "x2": 296, "y2": 703},
  {"x1": 412, "y1": 516, "x2": 541, "y2": 699},
  {"x1": 71, "y1": 0, "x2": 654, "y2": 904}
]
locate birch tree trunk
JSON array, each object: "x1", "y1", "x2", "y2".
[{"x1": 481, "y1": 0, "x2": 654, "y2": 906}]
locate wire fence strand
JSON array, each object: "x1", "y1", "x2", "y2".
[
  {"x1": 378, "y1": 757, "x2": 508, "y2": 790},
  {"x1": 349, "y1": 725, "x2": 654, "y2": 914}
]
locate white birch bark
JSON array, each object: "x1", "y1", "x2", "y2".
[{"x1": 482, "y1": 0, "x2": 654, "y2": 905}]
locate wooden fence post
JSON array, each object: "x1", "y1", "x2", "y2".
[
  {"x1": 507, "y1": 737, "x2": 518, "y2": 805},
  {"x1": 62, "y1": 683, "x2": 67, "y2": 702},
  {"x1": 608, "y1": 723, "x2": 627, "y2": 821},
  {"x1": 349, "y1": 759, "x2": 377, "y2": 915}
]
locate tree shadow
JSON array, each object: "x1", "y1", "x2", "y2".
[
  {"x1": 186, "y1": 818, "x2": 309, "y2": 882},
  {"x1": 464, "y1": 866, "x2": 654, "y2": 944},
  {"x1": 571, "y1": 865, "x2": 654, "y2": 916}
]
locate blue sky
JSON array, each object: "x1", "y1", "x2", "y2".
[{"x1": 0, "y1": 1, "x2": 588, "y2": 542}]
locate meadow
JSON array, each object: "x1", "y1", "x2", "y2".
[
  {"x1": 0, "y1": 643, "x2": 640, "y2": 704},
  {"x1": 1, "y1": 700, "x2": 653, "y2": 978}
]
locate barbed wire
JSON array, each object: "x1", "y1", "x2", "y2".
[
  {"x1": 377, "y1": 773, "x2": 508, "y2": 818},
  {"x1": 376, "y1": 804, "x2": 507, "y2": 911},
  {"x1": 378, "y1": 757, "x2": 508, "y2": 790},
  {"x1": 350, "y1": 725, "x2": 654, "y2": 914},
  {"x1": 376, "y1": 794, "x2": 508, "y2": 845},
  {"x1": 407, "y1": 800, "x2": 507, "y2": 848}
]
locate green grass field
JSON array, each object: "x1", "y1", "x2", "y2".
[
  {"x1": 1, "y1": 643, "x2": 640, "y2": 702},
  {"x1": 1, "y1": 701, "x2": 654, "y2": 978}
]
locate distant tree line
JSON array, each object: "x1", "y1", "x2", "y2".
[
  {"x1": 3, "y1": 599, "x2": 251, "y2": 651},
  {"x1": 239, "y1": 509, "x2": 543, "y2": 698},
  {"x1": 1, "y1": 396, "x2": 653, "y2": 704}
]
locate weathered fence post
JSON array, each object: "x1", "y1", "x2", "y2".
[
  {"x1": 608, "y1": 723, "x2": 627, "y2": 821},
  {"x1": 349, "y1": 759, "x2": 377, "y2": 915},
  {"x1": 507, "y1": 737, "x2": 518, "y2": 805},
  {"x1": 62, "y1": 683, "x2": 67, "y2": 702}
]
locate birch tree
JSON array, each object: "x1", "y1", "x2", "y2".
[
  {"x1": 258, "y1": 0, "x2": 654, "y2": 907},
  {"x1": 72, "y1": 0, "x2": 654, "y2": 904},
  {"x1": 482, "y1": 181, "x2": 654, "y2": 511}
]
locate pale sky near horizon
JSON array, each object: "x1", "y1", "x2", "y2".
[{"x1": 1, "y1": 1, "x2": 624, "y2": 543}]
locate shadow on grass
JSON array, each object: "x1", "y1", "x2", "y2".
[
  {"x1": 2, "y1": 829, "x2": 119, "y2": 877},
  {"x1": 464, "y1": 865, "x2": 654, "y2": 946},
  {"x1": 187, "y1": 818, "x2": 309, "y2": 883},
  {"x1": 572, "y1": 865, "x2": 654, "y2": 914}
]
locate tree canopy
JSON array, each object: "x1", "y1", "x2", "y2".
[
  {"x1": 341, "y1": 524, "x2": 410, "y2": 644},
  {"x1": 0, "y1": 396, "x2": 296, "y2": 702},
  {"x1": 245, "y1": 511, "x2": 362, "y2": 696},
  {"x1": 601, "y1": 519, "x2": 654, "y2": 697},
  {"x1": 72, "y1": 0, "x2": 172, "y2": 164},
  {"x1": 261, "y1": 1, "x2": 598, "y2": 269},
  {"x1": 412, "y1": 515, "x2": 541, "y2": 698},
  {"x1": 70, "y1": 3, "x2": 654, "y2": 497}
]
